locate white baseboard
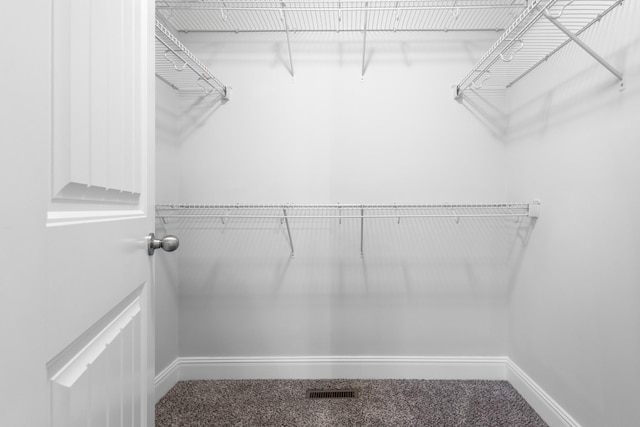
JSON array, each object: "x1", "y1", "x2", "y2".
[
  {"x1": 154, "y1": 355, "x2": 579, "y2": 427},
  {"x1": 506, "y1": 359, "x2": 581, "y2": 427},
  {"x1": 154, "y1": 358, "x2": 180, "y2": 403},
  {"x1": 177, "y1": 355, "x2": 507, "y2": 381},
  {"x1": 154, "y1": 355, "x2": 506, "y2": 401}
]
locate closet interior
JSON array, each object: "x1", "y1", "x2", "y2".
[{"x1": 153, "y1": 0, "x2": 639, "y2": 426}]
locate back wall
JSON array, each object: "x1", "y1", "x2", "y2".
[{"x1": 158, "y1": 31, "x2": 514, "y2": 361}]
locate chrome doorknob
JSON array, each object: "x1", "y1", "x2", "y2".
[{"x1": 148, "y1": 233, "x2": 180, "y2": 255}]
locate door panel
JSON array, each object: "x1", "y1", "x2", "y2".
[
  {"x1": 45, "y1": 219, "x2": 150, "y2": 355},
  {"x1": 46, "y1": 0, "x2": 154, "y2": 426},
  {"x1": 48, "y1": 289, "x2": 145, "y2": 427},
  {"x1": 52, "y1": 0, "x2": 143, "y2": 202},
  {"x1": 1, "y1": 0, "x2": 153, "y2": 425}
]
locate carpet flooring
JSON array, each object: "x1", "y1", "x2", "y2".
[{"x1": 156, "y1": 379, "x2": 548, "y2": 426}]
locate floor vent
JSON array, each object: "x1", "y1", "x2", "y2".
[{"x1": 307, "y1": 389, "x2": 359, "y2": 399}]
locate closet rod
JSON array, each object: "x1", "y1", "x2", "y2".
[
  {"x1": 159, "y1": 5, "x2": 525, "y2": 12},
  {"x1": 156, "y1": 213, "x2": 530, "y2": 219},
  {"x1": 156, "y1": 203, "x2": 532, "y2": 209}
]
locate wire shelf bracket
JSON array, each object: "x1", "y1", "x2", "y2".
[
  {"x1": 280, "y1": 2, "x2": 295, "y2": 77},
  {"x1": 541, "y1": 7, "x2": 624, "y2": 90},
  {"x1": 360, "y1": 207, "x2": 365, "y2": 257},
  {"x1": 283, "y1": 207, "x2": 295, "y2": 257},
  {"x1": 361, "y1": 2, "x2": 369, "y2": 80},
  {"x1": 155, "y1": 19, "x2": 230, "y2": 99},
  {"x1": 454, "y1": 0, "x2": 625, "y2": 100}
]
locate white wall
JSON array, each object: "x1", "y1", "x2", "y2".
[
  {"x1": 1, "y1": 1, "x2": 50, "y2": 425},
  {"x1": 179, "y1": 31, "x2": 507, "y2": 203},
  {"x1": 155, "y1": 81, "x2": 181, "y2": 375},
  {"x1": 170, "y1": 31, "x2": 514, "y2": 360},
  {"x1": 505, "y1": 2, "x2": 640, "y2": 426}
]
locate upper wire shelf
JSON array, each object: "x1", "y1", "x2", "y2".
[
  {"x1": 455, "y1": 0, "x2": 625, "y2": 98},
  {"x1": 155, "y1": 19, "x2": 230, "y2": 98},
  {"x1": 156, "y1": 0, "x2": 528, "y2": 32}
]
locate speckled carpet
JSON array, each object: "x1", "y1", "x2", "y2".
[{"x1": 156, "y1": 379, "x2": 548, "y2": 426}]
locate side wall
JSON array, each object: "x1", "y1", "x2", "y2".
[
  {"x1": 173, "y1": 32, "x2": 512, "y2": 361},
  {"x1": 505, "y1": 3, "x2": 640, "y2": 426}
]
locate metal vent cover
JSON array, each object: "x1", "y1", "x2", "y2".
[{"x1": 307, "y1": 389, "x2": 359, "y2": 399}]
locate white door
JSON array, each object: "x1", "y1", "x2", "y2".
[{"x1": 1, "y1": 0, "x2": 155, "y2": 426}]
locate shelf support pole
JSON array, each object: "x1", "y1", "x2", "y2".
[
  {"x1": 361, "y1": 2, "x2": 369, "y2": 79},
  {"x1": 542, "y1": 9, "x2": 624, "y2": 88},
  {"x1": 281, "y1": 2, "x2": 295, "y2": 77},
  {"x1": 283, "y1": 208, "x2": 295, "y2": 257}
]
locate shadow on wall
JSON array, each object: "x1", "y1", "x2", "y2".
[
  {"x1": 170, "y1": 210, "x2": 537, "y2": 356},
  {"x1": 506, "y1": 36, "x2": 640, "y2": 142},
  {"x1": 168, "y1": 211, "x2": 536, "y2": 301},
  {"x1": 163, "y1": 31, "x2": 501, "y2": 142},
  {"x1": 178, "y1": 92, "x2": 228, "y2": 140},
  {"x1": 506, "y1": 217, "x2": 537, "y2": 297},
  {"x1": 457, "y1": 90, "x2": 508, "y2": 140},
  {"x1": 184, "y1": 32, "x2": 496, "y2": 66},
  {"x1": 272, "y1": 42, "x2": 294, "y2": 77}
]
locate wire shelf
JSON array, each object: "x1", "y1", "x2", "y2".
[
  {"x1": 156, "y1": 0, "x2": 528, "y2": 32},
  {"x1": 156, "y1": 202, "x2": 539, "y2": 256},
  {"x1": 155, "y1": 19, "x2": 229, "y2": 98},
  {"x1": 455, "y1": 0, "x2": 624, "y2": 97},
  {"x1": 155, "y1": 201, "x2": 539, "y2": 219}
]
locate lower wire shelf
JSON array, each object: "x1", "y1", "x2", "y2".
[{"x1": 155, "y1": 201, "x2": 540, "y2": 257}]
